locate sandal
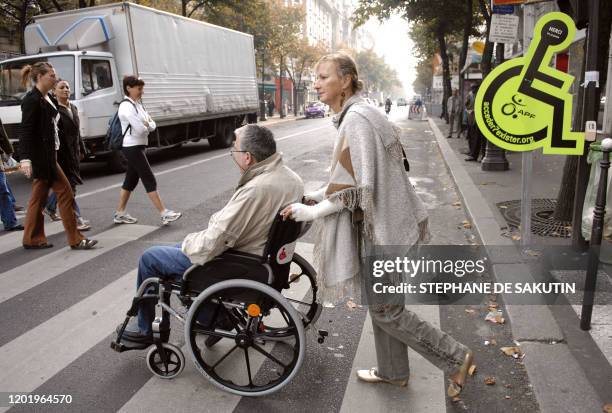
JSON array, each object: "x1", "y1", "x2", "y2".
[
  {"x1": 23, "y1": 243, "x2": 53, "y2": 250},
  {"x1": 447, "y1": 350, "x2": 474, "y2": 398},
  {"x1": 71, "y1": 239, "x2": 98, "y2": 250}
]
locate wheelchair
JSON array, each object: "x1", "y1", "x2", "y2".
[{"x1": 111, "y1": 212, "x2": 325, "y2": 396}]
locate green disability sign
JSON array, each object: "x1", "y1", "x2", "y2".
[{"x1": 474, "y1": 12, "x2": 585, "y2": 155}]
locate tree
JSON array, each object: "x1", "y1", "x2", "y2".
[
  {"x1": 353, "y1": 48, "x2": 401, "y2": 96},
  {"x1": 285, "y1": 40, "x2": 327, "y2": 115},
  {"x1": 353, "y1": 0, "x2": 470, "y2": 119},
  {"x1": 266, "y1": 0, "x2": 304, "y2": 117},
  {"x1": 1, "y1": 0, "x2": 69, "y2": 53}
]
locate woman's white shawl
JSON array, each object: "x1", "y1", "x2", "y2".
[{"x1": 314, "y1": 95, "x2": 430, "y2": 304}]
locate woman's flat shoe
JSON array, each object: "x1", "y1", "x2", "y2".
[
  {"x1": 356, "y1": 368, "x2": 408, "y2": 387},
  {"x1": 447, "y1": 350, "x2": 474, "y2": 397},
  {"x1": 71, "y1": 239, "x2": 98, "y2": 250},
  {"x1": 23, "y1": 243, "x2": 53, "y2": 249},
  {"x1": 77, "y1": 222, "x2": 91, "y2": 231},
  {"x1": 43, "y1": 209, "x2": 61, "y2": 221}
]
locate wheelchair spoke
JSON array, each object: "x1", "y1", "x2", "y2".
[
  {"x1": 211, "y1": 344, "x2": 239, "y2": 371},
  {"x1": 287, "y1": 297, "x2": 312, "y2": 306},
  {"x1": 279, "y1": 309, "x2": 291, "y2": 326},
  {"x1": 244, "y1": 348, "x2": 254, "y2": 387},
  {"x1": 251, "y1": 343, "x2": 288, "y2": 369}
]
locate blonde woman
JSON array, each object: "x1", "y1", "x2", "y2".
[{"x1": 281, "y1": 52, "x2": 474, "y2": 398}]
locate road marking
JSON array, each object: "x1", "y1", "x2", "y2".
[
  {"x1": 76, "y1": 125, "x2": 333, "y2": 200},
  {"x1": 0, "y1": 224, "x2": 157, "y2": 304},
  {"x1": 0, "y1": 269, "x2": 136, "y2": 410},
  {"x1": 0, "y1": 221, "x2": 64, "y2": 255},
  {"x1": 339, "y1": 305, "x2": 446, "y2": 413}
]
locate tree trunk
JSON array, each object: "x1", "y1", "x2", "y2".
[
  {"x1": 554, "y1": 41, "x2": 588, "y2": 221},
  {"x1": 18, "y1": 0, "x2": 28, "y2": 54},
  {"x1": 479, "y1": 0, "x2": 494, "y2": 77},
  {"x1": 436, "y1": 27, "x2": 451, "y2": 121},
  {"x1": 458, "y1": 0, "x2": 472, "y2": 132},
  {"x1": 182, "y1": 0, "x2": 187, "y2": 17},
  {"x1": 279, "y1": 55, "x2": 285, "y2": 118}
]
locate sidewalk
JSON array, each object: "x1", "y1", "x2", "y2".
[
  {"x1": 429, "y1": 117, "x2": 612, "y2": 412},
  {"x1": 257, "y1": 113, "x2": 300, "y2": 126}
]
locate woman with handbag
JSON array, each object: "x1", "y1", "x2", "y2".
[
  {"x1": 19, "y1": 62, "x2": 97, "y2": 250},
  {"x1": 44, "y1": 79, "x2": 91, "y2": 231},
  {"x1": 281, "y1": 52, "x2": 474, "y2": 398},
  {"x1": 0, "y1": 118, "x2": 23, "y2": 231}
]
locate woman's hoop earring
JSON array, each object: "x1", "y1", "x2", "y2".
[{"x1": 340, "y1": 91, "x2": 346, "y2": 108}]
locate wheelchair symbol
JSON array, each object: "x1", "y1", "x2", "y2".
[{"x1": 474, "y1": 12, "x2": 585, "y2": 155}]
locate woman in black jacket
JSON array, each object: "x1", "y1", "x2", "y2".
[
  {"x1": 19, "y1": 62, "x2": 96, "y2": 250},
  {"x1": 44, "y1": 80, "x2": 91, "y2": 231}
]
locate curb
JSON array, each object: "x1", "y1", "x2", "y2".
[{"x1": 427, "y1": 117, "x2": 604, "y2": 413}]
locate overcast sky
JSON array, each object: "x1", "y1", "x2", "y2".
[{"x1": 363, "y1": 14, "x2": 417, "y2": 98}]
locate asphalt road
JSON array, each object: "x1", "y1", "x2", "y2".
[{"x1": 0, "y1": 108, "x2": 539, "y2": 413}]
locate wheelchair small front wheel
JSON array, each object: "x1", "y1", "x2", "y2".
[{"x1": 146, "y1": 343, "x2": 185, "y2": 379}]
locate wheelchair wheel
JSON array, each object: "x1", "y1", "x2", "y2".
[
  {"x1": 185, "y1": 279, "x2": 305, "y2": 397},
  {"x1": 146, "y1": 343, "x2": 185, "y2": 379},
  {"x1": 256, "y1": 253, "x2": 319, "y2": 341}
]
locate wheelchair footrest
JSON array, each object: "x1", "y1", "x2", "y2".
[{"x1": 111, "y1": 338, "x2": 151, "y2": 352}]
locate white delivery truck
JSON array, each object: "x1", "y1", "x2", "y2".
[{"x1": 0, "y1": 2, "x2": 259, "y2": 171}]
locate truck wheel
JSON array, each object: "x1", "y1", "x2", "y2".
[
  {"x1": 209, "y1": 121, "x2": 235, "y2": 149},
  {"x1": 107, "y1": 150, "x2": 128, "y2": 173}
]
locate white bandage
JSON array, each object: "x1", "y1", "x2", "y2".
[
  {"x1": 288, "y1": 199, "x2": 342, "y2": 222},
  {"x1": 304, "y1": 187, "x2": 327, "y2": 203}
]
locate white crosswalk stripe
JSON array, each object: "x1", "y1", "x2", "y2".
[
  {"x1": 0, "y1": 224, "x2": 157, "y2": 304},
  {"x1": 0, "y1": 221, "x2": 64, "y2": 255}
]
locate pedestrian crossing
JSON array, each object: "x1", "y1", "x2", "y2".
[{"x1": 0, "y1": 222, "x2": 450, "y2": 413}]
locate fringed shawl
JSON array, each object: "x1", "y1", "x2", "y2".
[{"x1": 314, "y1": 95, "x2": 430, "y2": 304}]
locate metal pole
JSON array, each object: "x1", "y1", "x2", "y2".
[
  {"x1": 581, "y1": 138, "x2": 611, "y2": 330},
  {"x1": 260, "y1": 49, "x2": 266, "y2": 121},
  {"x1": 481, "y1": 42, "x2": 509, "y2": 171},
  {"x1": 573, "y1": 0, "x2": 601, "y2": 249}
]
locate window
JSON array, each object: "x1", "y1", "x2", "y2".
[{"x1": 81, "y1": 59, "x2": 113, "y2": 96}]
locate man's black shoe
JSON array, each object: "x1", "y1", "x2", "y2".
[
  {"x1": 6, "y1": 224, "x2": 24, "y2": 231},
  {"x1": 116, "y1": 320, "x2": 153, "y2": 343},
  {"x1": 465, "y1": 157, "x2": 477, "y2": 162}
]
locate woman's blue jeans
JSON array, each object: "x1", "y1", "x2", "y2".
[{"x1": 0, "y1": 171, "x2": 17, "y2": 230}]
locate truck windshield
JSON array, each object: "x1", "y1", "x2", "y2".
[{"x1": 0, "y1": 55, "x2": 75, "y2": 104}]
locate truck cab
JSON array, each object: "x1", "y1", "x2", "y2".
[{"x1": 0, "y1": 51, "x2": 121, "y2": 159}]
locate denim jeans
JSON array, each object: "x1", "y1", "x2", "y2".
[
  {"x1": 136, "y1": 244, "x2": 192, "y2": 334},
  {"x1": 0, "y1": 171, "x2": 17, "y2": 230},
  {"x1": 46, "y1": 190, "x2": 81, "y2": 218}
]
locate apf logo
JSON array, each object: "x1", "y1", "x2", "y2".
[{"x1": 501, "y1": 95, "x2": 536, "y2": 119}]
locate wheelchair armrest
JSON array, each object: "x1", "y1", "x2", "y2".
[{"x1": 182, "y1": 249, "x2": 265, "y2": 283}]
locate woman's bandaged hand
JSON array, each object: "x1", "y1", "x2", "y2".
[
  {"x1": 304, "y1": 187, "x2": 327, "y2": 204},
  {"x1": 281, "y1": 199, "x2": 342, "y2": 222}
]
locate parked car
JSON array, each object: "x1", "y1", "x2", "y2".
[
  {"x1": 305, "y1": 102, "x2": 327, "y2": 118},
  {"x1": 397, "y1": 98, "x2": 407, "y2": 106}
]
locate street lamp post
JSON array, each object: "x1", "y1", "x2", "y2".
[{"x1": 259, "y1": 49, "x2": 267, "y2": 122}]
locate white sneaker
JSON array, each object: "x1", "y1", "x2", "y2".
[
  {"x1": 161, "y1": 210, "x2": 182, "y2": 225},
  {"x1": 114, "y1": 211, "x2": 138, "y2": 224}
]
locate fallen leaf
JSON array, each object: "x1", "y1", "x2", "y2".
[
  {"x1": 484, "y1": 377, "x2": 496, "y2": 385},
  {"x1": 505, "y1": 384, "x2": 512, "y2": 389},
  {"x1": 465, "y1": 309, "x2": 476, "y2": 314},
  {"x1": 468, "y1": 365, "x2": 477, "y2": 376},
  {"x1": 451, "y1": 396, "x2": 462, "y2": 403},
  {"x1": 511, "y1": 234, "x2": 521, "y2": 241},
  {"x1": 346, "y1": 300, "x2": 357, "y2": 309},
  {"x1": 490, "y1": 339, "x2": 497, "y2": 346},
  {"x1": 485, "y1": 310, "x2": 505, "y2": 324},
  {"x1": 462, "y1": 220, "x2": 472, "y2": 229},
  {"x1": 500, "y1": 346, "x2": 522, "y2": 357},
  {"x1": 499, "y1": 205, "x2": 508, "y2": 209},
  {"x1": 524, "y1": 249, "x2": 541, "y2": 257},
  {"x1": 452, "y1": 201, "x2": 462, "y2": 207},
  {"x1": 505, "y1": 395, "x2": 511, "y2": 400},
  {"x1": 603, "y1": 403, "x2": 612, "y2": 413}
]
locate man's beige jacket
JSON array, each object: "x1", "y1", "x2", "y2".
[{"x1": 181, "y1": 153, "x2": 304, "y2": 265}]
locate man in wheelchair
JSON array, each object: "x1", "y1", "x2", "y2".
[{"x1": 118, "y1": 124, "x2": 304, "y2": 344}]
